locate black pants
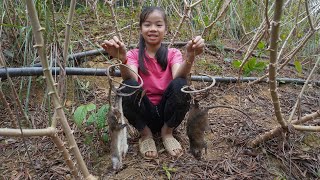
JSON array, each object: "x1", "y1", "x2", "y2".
[{"x1": 121, "y1": 78, "x2": 191, "y2": 134}]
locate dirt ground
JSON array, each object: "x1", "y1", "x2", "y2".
[{"x1": 1, "y1": 44, "x2": 320, "y2": 180}]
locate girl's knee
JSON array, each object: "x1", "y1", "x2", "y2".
[{"x1": 123, "y1": 79, "x2": 139, "y2": 86}]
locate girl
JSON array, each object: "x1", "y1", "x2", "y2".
[{"x1": 102, "y1": 6, "x2": 204, "y2": 159}]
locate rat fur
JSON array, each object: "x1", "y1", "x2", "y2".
[
  {"x1": 186, "y1": 101, "x2": 209, "y2": 160},
  {"x1": 108, "y1": 96, "x2": 128, "y2": 170}
]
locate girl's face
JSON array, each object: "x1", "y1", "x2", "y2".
[{"x1": 140, "y1": 10, "x2": 166, "y2": 47}]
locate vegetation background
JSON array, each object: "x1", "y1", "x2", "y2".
[{"x1": 0, "y1": 0, "x2": 319, "y2": 179}]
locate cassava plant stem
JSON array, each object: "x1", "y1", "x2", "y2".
[
  {"x1": 51, "y1": 134, "x2": 79, "y2": 178},
  {"x1": 268, "y1": 0, "x2": 286, "y2": 129},
  {"x1": 249, "y1": 109, "x2": 320, "y2": 147},
  {"x1": 25, "y1": 0, "x2": 96, "y2": 179},
  {"x1": 60, "y1": 0, "x2": 77, "y2": 101}
]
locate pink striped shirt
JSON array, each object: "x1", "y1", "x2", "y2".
[{"x1": 127, "y1": 48, "x2": 183, "y2": 105}]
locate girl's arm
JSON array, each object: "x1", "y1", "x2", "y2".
[
  {"x1": 102, "y1": 36, "x2": 138, "y2": 80},
  {"x1": 172, "y1": 36, "x2": 204, "y2": 79}
]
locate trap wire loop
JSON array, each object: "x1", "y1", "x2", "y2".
[
  {"x1": 181, "y1": 73, "x2": 216, "y2": 94},
  {"x1": 106, "y1": 63, "x2": 144, "y2": 96}
]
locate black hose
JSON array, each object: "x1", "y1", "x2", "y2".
[{"x1": 1, "y1": 67, "x2": 319, "y2": 86}]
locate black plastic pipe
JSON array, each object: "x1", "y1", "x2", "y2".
[
  {"x1": 1, "y1": 67, "x2": 319, "y2": 86},
  {"x1": 67, "y1": 41, "x2": 269, "y2": 61}
]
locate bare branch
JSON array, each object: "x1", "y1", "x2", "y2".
[
  {"x1": 107, "y1": 0, "x2": 123, "y2": 42},
  {"x1": 201, "y1": 0, "x2": 232, "y2": 37},
  {"x1": 288, "y1": 57, "x2": 320, "y2": 122},
  {"x1": 250, "y1": 110, "x2": 320, "y2": 147},
  {"x1": 190, "y1": 0, "x2": 203, "y2": 8},
  {"x1": 305, "y1": 0, "x2": 314, "y2": 30},
  {"x1": 0, "y1": 127, "x2": 56, "y2": 137},
  {"x1": 293, "y1": 125, "x2": 320, "y2": 131}
]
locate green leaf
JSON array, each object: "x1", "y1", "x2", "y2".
[
  {"x1": 97, "y1": 105, "x2": 109, "y2": 129},
  {"x1": 203, "y1": 15, "x2": 209, "y2": 26},
  {"x1": 257, "y1": 41, "x2": 265, "y2": 50},
  {"x1": 294, "y1": 60, "x2": 302, "y2": 74},
  {"x1": 255, "y1": 61, "x2": 267, "y2": 71},
  {"x1": 166, "y1": 170, "x2": 171, "y2": 180},
  {"x1": 87, "y1": 114, "x2": 96, "y2": 125},
  {"x1": 86, "y1": 103, "x2": 96, "y2": 111},
  {"x1": 73, "y1": 105, "x2": 87, "y2": 127},
  {"x1": 232, "y1": 60, "x2": 242, "y2": 68},
  {"x1": 247, "y1": 58, "x2": 257, "y2": 70}
]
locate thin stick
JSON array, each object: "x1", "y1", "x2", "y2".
[
  {"x1": 305, "y1": 0, "x2": 314, "y2": 30},
  {"x1": 288, "y1": 57, "x2": 320, "y2": 122},
  {"x1": 0, "y1": 51, "x2": 17, "y2": 128},
  {"x1": 238, "y1": 22, "x2": 266, "y2": 79},
  {"x1": 107, "y1": 0, "x2": 123, "y2": 42},
  {"x1": 265, "y1": 0, "x2": 270, "y2": 29},
  {"x1": 277, "y1": 0, "x2": 302, "y2": 62},
  {"x1": 5, "y1": 68, "x2": 33, "y2": 128},
  {"x1": 201, "y1": 0, "x2": 232, "y2": 37},
  {"x1": 169, "y1": 0, "x2": 203, "y2": 48}
]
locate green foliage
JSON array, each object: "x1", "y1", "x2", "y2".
[
  {"x1": 256, "y1": 41, "x2": 267, "y2": 57},
  {"x1": 294, "y1": 60, "x2": 303, "y2": 75},
  {"x1": 162, "y1": 164, "x2": 177, "y2": 180},
  {"x1": 73, "y1": 103, "x2": 110, "y2": 144},
  {"x1": 232, "y1": 57, "x2": 267, "y2": 76}
]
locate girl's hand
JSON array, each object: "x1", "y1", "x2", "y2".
[
  {"x1": 186, "y1": 36, "x2": 205, "y2": 57},
  {"x1": 101, "y1": 36, "x2": 127, "y2": 62}
]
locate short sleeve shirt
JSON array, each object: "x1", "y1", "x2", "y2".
[{"x1": 126, "y1": 48, "x2": 183, "y2": 105}]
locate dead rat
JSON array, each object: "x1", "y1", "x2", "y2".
[
  {"x1": 186, "y1": 100, "x2": 209, "y2": 160},
  {"x1": 187, "y1": 100, "x2": 251, "y2": 160},
  {"x1": 107, "y1": 96, "x2": 128, "y2": 170}
]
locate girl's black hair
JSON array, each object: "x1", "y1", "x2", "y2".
[{"x1": 138, "y1": 6, "x2": 168, "y2": 74}]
